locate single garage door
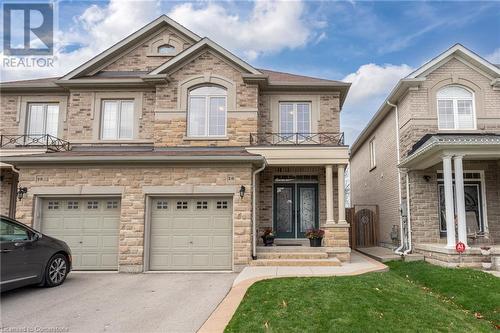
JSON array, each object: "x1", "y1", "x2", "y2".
[
  {"x1": 150, "y1": 197, "x2": 233, "y2": 270},
  {"x1": 41, "y1": 198, "x2": 120, "y2": 270}
]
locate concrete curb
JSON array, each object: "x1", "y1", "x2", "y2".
[{"x1": 197, "y1": 252, "x2": 388, "y2": 333}]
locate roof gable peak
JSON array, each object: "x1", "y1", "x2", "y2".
[{"x1": 60, "y1": 15, "x2": 201, "y2": 80}]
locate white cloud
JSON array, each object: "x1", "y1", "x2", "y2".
[
  {"x1": 1, "y1": 0, "x2": 322, "y2": 81},
  {"x1": 341, "y1": 63, "x2": 414, "y2": 144},
  {"x1": 485, "y1": 48, "x2": 500, "y2": 64},
  {"x1": 1, "y1": 0, "x2": 159, "y2": 81},
  {"x1": 168, "y1": 1, "x2": 314, "y2": 60},
  {"x1": 343, "y1": 63, "x2": 413, "y2": 106}
]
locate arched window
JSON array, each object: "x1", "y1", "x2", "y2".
[
  {"x1": 437, "y1": 85, "x2": 475, "y2": 130},
  {"x1": 157, "y1": 44, "x2": 175, "y2": 55},
  {"x1": 188, "y1": 85, "x2": 227, "y2": 137}
]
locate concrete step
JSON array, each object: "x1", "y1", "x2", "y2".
[
  {"x1": 257, "y1": 246, "x2": 326, "y2": 253},
  {"x1": 257, "y1": 252, "x2": 329, "y2": 260},
  {"x1": 404, "y1": 254, "x2": 424, "y2": 262},
  {"x1": 250, "y1": 258, "x2": 342, "y2": 267}
]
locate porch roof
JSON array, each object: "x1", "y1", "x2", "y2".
[{"x1": 399, "y1": 133, "x2": 500, "y2": 170}]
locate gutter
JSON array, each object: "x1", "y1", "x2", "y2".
[
  {"x1": 387, "y1": 101, "x2": 405, "y2": 256},
  {"x1": 252, "y1": 160, "x2": 267, "y2": 259},
  {"x1": 0, "y1": 155, "x2": 265, "y2": 164},
  {"x1": 403, "y1": 171, "x2": 412, "y2": 255}
]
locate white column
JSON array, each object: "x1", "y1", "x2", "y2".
[
  {"x1": 338, "y1": 165, "x2": 346, "y2": 224},
  {"x1": 454, "y1": 155, "x2": 468, "y2": 247},
  {"x1": 443, "y1": 155, "x2": 456, "y2": 248},
  {"x1": 325, "y1": 165, "x2": 335, "y2": 225}
]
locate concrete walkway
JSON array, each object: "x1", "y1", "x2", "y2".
[
  {"x1": 356, "y1": 246, "x2": 402, "y2": 262},
  {"x1": 198, "y1": 252, "x2": 387, "y2": 333}
]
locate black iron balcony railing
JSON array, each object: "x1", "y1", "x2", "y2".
[
  {"x1": 250, "y1": 132, "x2": 344, "y2": 146},
  {"x1": 0, "y1": 134, "x2": 71, "y2": 152}
]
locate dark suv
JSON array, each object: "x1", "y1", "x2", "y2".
[{"x1": 0, "y1": 215, "x2": 72, "y2": 292}]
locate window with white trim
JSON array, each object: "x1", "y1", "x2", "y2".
[
  {"x1": 188, "y1": 85, "x2": 227, "y2": 137},
  {"x1": 101, "y1": 100, "x2": 134, "y2": 140},
  {"x1": 26, "y1": 103, "x2": 59, "y2": 136},
  {"x1": 369, "y1": 138, "x2": 376, "y2": 169},
  {"x1": 279, "y1": 102, "x2": 311, "y2": 137},
  {"x1": 437, "y1": 86, "x2": 475, "y2": 130}
]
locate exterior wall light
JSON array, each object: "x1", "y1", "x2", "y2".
[
  {"x1": 423, "y1": 175, "x2": 431, "y2": 182},
  {"x1": 17, "y1": 187, "x2": 28, "y2": 201},
  {"x1": 239, "y1": 185, "x2": 246, "y2": 198}
]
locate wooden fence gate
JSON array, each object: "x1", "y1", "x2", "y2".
[{"x1": 346, "y1": 205, "x2": 379, "y2": 249}]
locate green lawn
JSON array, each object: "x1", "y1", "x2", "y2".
[{"x1": 225, "y1": 261, "x2": 498, "y2": 333}]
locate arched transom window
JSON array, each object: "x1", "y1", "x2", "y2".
[
  {"x1": 437, "y1": 85, "x2": 475, "y2": 130},
  {"x1": 157, "y1": 44, "x2": 176, "y2": 55},
  {"x1": 188, "y1": 85, "x2": 227, "y2": 137}
]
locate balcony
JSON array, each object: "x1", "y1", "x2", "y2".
[
  {"x1": 249, "y1": 132, "x2": 344, "y2": 146},
  {"x1": 0, "y1": 134, "x2": 71, "y2": 152}
]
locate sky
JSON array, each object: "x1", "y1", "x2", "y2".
[{"x1": 1, "y1": 0, "x2": 499, "y2": 144}]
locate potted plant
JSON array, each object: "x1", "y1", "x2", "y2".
[
  {"x1": 261, "y1": 228, "x2": 275, "y2": 246},
  {"x1": 305, "y1": 229, "x2": 325, "y2": 247}
]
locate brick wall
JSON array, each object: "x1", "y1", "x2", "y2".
[
  {"x1": 0, "y1": 95, "x2": 19, "y2": 135},
  {"x1": 350, "y1": 110, "x2": 400, "y2": 247},
  {"x1": 399, "y1": 58, "x2": 500, "y2": 157},
  {"x1": 15, "y1": 165, "x2": 253, "y2": 271}
]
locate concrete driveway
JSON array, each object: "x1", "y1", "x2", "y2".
[{"x1": 1, "y1": 272, "x2": 237, "y2": 333}]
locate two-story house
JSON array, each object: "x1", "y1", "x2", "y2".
[
  {"x1": 0, "y1": 15, "x2": 350, "y2": 272},
  {"x1": 350, "y1": 44, "x2": 500, "y2": 267}
]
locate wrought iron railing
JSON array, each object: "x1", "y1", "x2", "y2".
[
  {"x1": 0, "y1": 134, "x2": 71, "y2": 152},
  {"x1": 250, "y1": 132, "x2": 344, "y2": 146}
]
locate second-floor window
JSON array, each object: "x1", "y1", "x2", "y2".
[
  {"x1": 101, "y1": 100, "x2": 134, "y2": 140},
  {"x1": 437, "y1": 85, "x2": 475, "y2": 130},
  {"x1": 26, "y1": 103, "x2": 59, "y2": 136},
  {"x1": 279, "y1": 102, "x2": 311, "y2": 137},
  {"x1": 369, "y1": 138, "x2": 376, "y2": 169},
  {"x1": 188, "y1": 85, "x2": 227, "y2": 137}
]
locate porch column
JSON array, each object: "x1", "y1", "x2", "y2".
[
  {"x1": 325, "y1": 165, "x2": 335, "y2": 225},
  {"x1": 338, "y1": 164, "x2": 347, "y2": 224},
  {"x1": 443, "y1": 155, "x2": 456, "y2": 248},
  {"x1": 454, "y1": 155, "x2": 468, "y2": 247}
]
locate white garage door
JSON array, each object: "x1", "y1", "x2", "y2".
[
  {"x1": 150, "y1": 197, "x2": 233, "y2": 270},
  {"x1": 41, "y1": 198, "x2": 120, "y2": 270}
]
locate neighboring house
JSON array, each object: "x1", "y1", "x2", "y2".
[
  {"x1": 0, "y1": 15, "x2": 350, "y2": 272},
  {"x1": 350, "y1": 44, "x2": 500, "y2": 267}
]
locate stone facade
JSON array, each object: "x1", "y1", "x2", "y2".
[
  {"x1": 14, "y1": 164, "x2": 253, "y2": 272},
  {"x1": 0, "y1": 168, "x2": 16, "y2": 217},
  {"x1": 350, "y1": 49, "x2": 500, "y2": 260},
  {"x1": 0, "y1": 18, "x2": 348, "y2": 272}
]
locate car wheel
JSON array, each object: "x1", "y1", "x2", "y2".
[{"x1": 44, "y1": 254, "x2": 68, "y2": 287}]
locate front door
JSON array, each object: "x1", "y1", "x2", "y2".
[
  {"x1": 438, "y1": 181, "x2": 484, "y2": 235},
  {"x1": 273, "y1": 183, "x2": 318, "y2": 238}
]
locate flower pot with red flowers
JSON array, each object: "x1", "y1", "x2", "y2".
[
  {"x1": 261, "y1": 228, "x2": 275, "y2": 246},
  {"x1": 305, "y1": 229, "x2": 325, "y2": 247}
]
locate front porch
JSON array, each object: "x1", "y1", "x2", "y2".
[{"x1": 399, "y1": 134, "x2": 500, "y2": 267}]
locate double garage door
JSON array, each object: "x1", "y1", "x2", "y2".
[
  {"x1": 40, "y1": 196, "x2": 233, "y2": 271},
  {"x1": 41, "y1": 198, "x2": 120, "y2": 270},
  {"x1": 149, "y1": 197, "x2": 233, "y2": 270}
]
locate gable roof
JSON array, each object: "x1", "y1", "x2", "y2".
[
  {"x1": 408, "y1": 43, "x2": 500, "y2": 79},
  {"x1": 350, "y1": 44, "x2": 500, "y2": 155},
  {"x1": 60, "y1": 15, "x2": 201, "y2": 80},
  {"x1": 147, "y1": 38, "x2": 261, "y2": 75}
]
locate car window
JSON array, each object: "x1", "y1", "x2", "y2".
[{"x1": 0, "y1": 219, "x2": 30, "y2": 242}]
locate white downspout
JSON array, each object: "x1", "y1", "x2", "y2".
[
  {"x1": 252, "y1": 160, "x2": 267, "y2": 259},
  {"x1": 387, "y1": 101, "x2": 405, "y2": 255},
  {"x1": 403, "y1": 171, "x2": 412, "y2": 255}
]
